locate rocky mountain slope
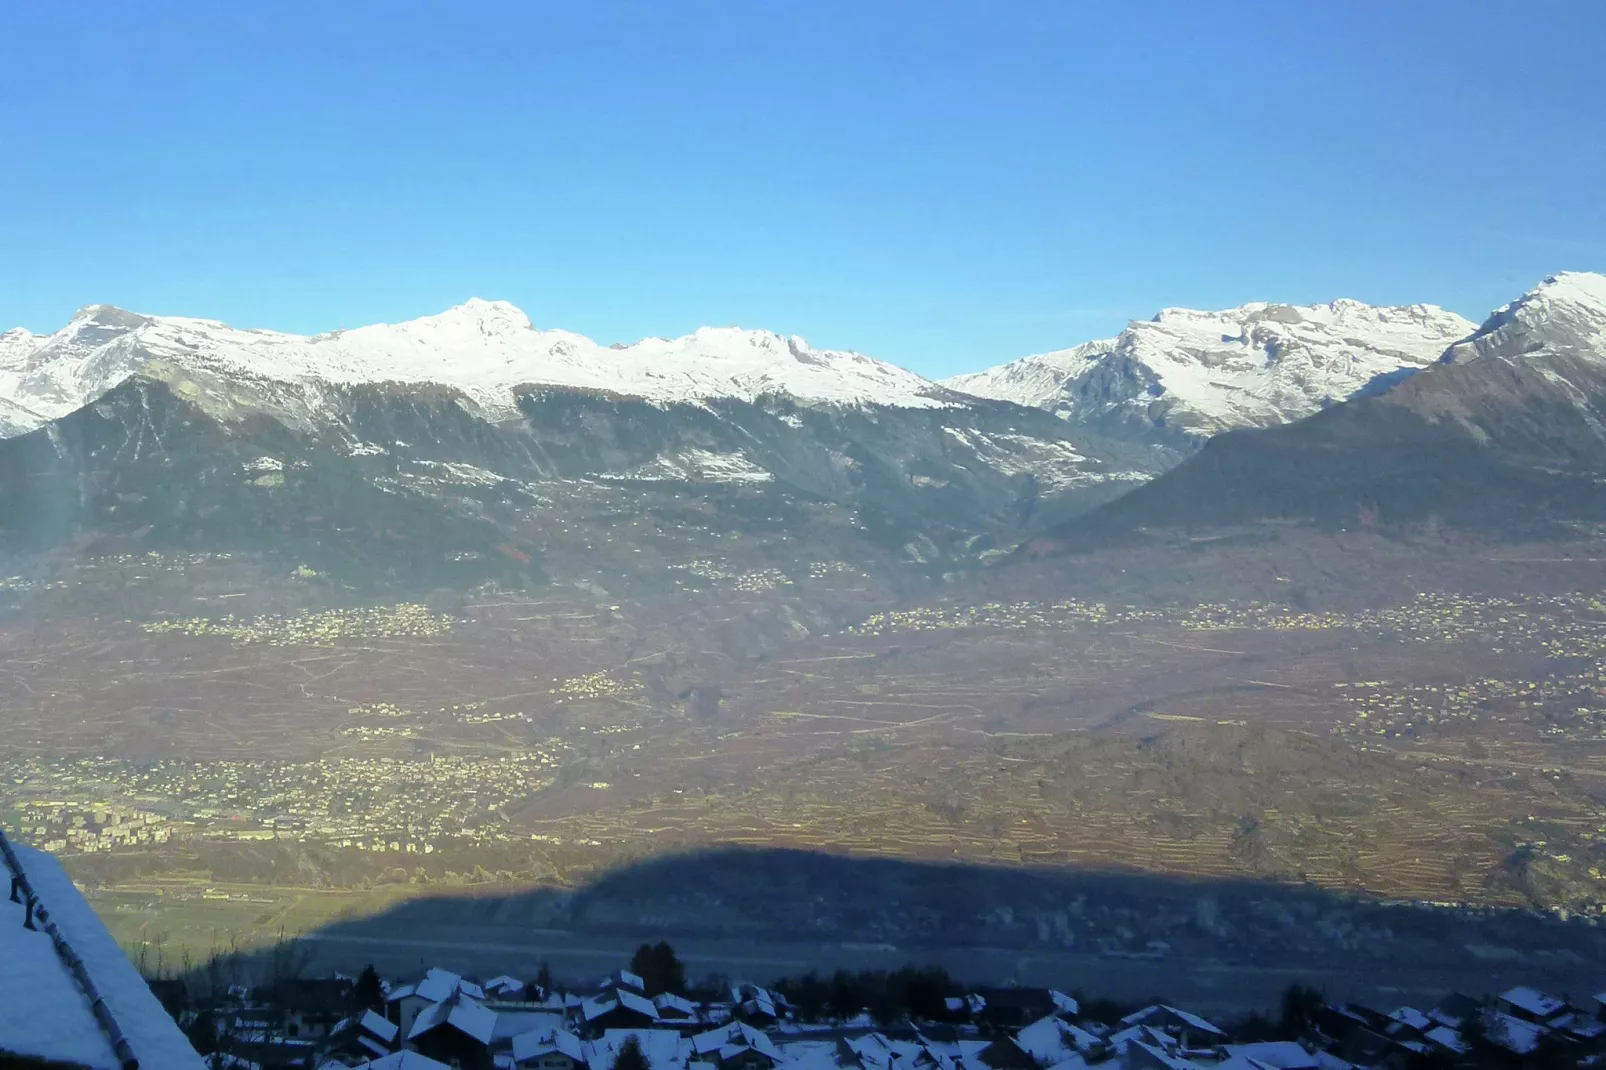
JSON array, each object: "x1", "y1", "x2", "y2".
[
  {"x1": 1046, "y1": 272, "x2": 1606, "y2": 539},
  {"x1": 945, "y1": 299, "x2": 1474, "y2": 453},
  {"x1": 0, "y1": 303, "x2": 1160, "y2": 588}
]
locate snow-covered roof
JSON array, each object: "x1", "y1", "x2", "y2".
[
  {"x1": 512, "y1": 1025, "x2": 588, "y2": 1065},
  {"x1": 1129, "y1": 1038, "x2": 1202, "y2": 1070},
  {"x1": 1423, "y1": 1027, "x2": 1468, "y2": 1054},
  {"x1": 413, "y1": 966, "x2": 485, "y2": 1003},
  {"x1": 355, "y1": 1052, "x2": 455, "y2": 1070},
  {"x1": 654, "y1": 992, "x2": 700, "y2": 1017},
  {"x1": 1487, "y1": 1012, "x2": 1546, "y2": 1055},
  {"x1": 1120, "y1": 1005, "x2": 1226, "y2": 1037},
  {"x1": 408, "y1": 994, "x2": 497, "y2": 1044},
  {"x1": 1388, "y1": 1007, "x2": 1433, "y2": 1032},
  {"x1": 1016, "y1": 1016, "x2": 1104, "y2": 1064},
  {"x1": 594, "y1": 1028, "x2": 690, "y2": 1070},
  {"x1": 584, "y1": 988, "x2": 662, "y2": 1023},
  {"x1": 1222, "y1": 1042, "x2": 1317, "y2": 1070},
  {"x1": 0, "y1": 836, "x2": 207, "y2": 1069},
  {"x1": 360, "y1": 1008, "x2": 400, "y2": 1044},
  {"x1": 691, "y1": 1022, "x2": 779, "y2": 1059},
  {"x1": 484, "y1": 975, "x2": 526, "y2": 996},
  {"x1": 1499, "y1": 986, "x2": 1568, "y2": 1019}
]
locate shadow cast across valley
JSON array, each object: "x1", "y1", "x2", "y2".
[{"x1": 190, "y1": 847, "x2": 1606, "y2": 1016}]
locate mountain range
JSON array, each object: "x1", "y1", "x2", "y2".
[
  {"x1": 1048, "y1": 271, "x2": 1606, "y2": 541},
  {"x1": 1, "y1": 272, "x2": 1602, "y2": 585},
  {"x1": 943, "y1": 298, "x2": 1474, "y2": 451}
]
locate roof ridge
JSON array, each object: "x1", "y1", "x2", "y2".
[{"x1": 2, "y1": 824, "x2": 141, "y2": 1070}]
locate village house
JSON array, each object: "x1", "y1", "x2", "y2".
[
  {"x1": 689, "y1": 1021, "x2": 783, "y2": 1070},
  {"x1": 407, "y1": 992, "x2": 497, "y2": 1070},
  {"x1": 583, "y1": 989, "x2": 663, "y2": 1033},
  {"x1": 511, "y1": 1024, "x2": 591, "y2": 1070},
  {"x1": 325, "y1": 1008, "x2": 402, "y2": 1064}
]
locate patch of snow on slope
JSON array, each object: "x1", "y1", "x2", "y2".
[
  {"x1": 944, "y1": 299, "x2": 1475, "y2": 437},
  {"x1": 604, "y1": 448, "x2": 774, "y2": 484},
  {"x1": 0, "y1": 299, "x2": 951, "y2": 437}
]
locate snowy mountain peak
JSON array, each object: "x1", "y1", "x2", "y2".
[
  {"x1": 0, "y1": 300, "x2": 953, "y2": 439},
  {"x1": 407, "y1": 297, "x2": 535, "y2": 334},
  {"x1": 945, "y1": 298, "x2": 1475, "y2": 445},
  {"x1": 1444, "y1": 271, "x2": 1606, "y2": 367}
]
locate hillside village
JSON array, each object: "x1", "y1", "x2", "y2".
[{"x1": 149, "y1": 948, "x2": 1606, "y2": 1070}]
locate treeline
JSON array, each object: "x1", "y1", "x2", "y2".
[{"x1": 772, "y1": 967, "x2": 959, "y2": 1025}]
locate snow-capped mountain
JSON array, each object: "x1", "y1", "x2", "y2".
[
  {"x1": 0, "y1": 301, "x2": 1167, "y2": 586},
  {"x1": 1441, "y1": 270, "x2": 1606, "y2": 368},
  {"x1": 944, "y1": 299, "x2": 1475, "y2": 449},
  {"x1": 0, "y1": 300, "x2": 954, "y2": 439},
  {"x1": 1052, "y1": 272, "x2": 1606, "y2": 540}
]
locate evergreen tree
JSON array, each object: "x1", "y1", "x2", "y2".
[
  {"x1": 534, "y1": 961, "x2": 555, "y2": 998},
  {"x1": 353, "y1": 965, "x2": 384, "y2": 1012},
  {"x1": 1278, "y1": 984, "x2": 1324, "y2": 1040},
  {"x1": 630, "y1": 941, "x2": 687, "y2": 997},
  {"x1": 613, "y1": 1035, "x2": 650, "y2": 1070}
]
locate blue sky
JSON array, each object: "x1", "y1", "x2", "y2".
[{"x1": 2, "y1": 2, "x2": 1602, "y2": 378}]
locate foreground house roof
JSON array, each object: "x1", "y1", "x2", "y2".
[{"x1": 0, "y1": 833, "x2": 206, "y2": 1069}]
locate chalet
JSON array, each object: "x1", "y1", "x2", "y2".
[
  {"x1": 689, "y1": 1022, "x2": 782, "y2": 1070},
  {"x1": 388, "y1": 968, "x2": 486, "y2": 1038},
  {"x1": 408, "y1": 992, "x2": 497, "y2": 1070},
  {"x1": 973, "y1": 1033, "x2": 1040, "y2": 1070},
  {"x1": 655, "y1": 992, "x2": 704, "y2": 1032},
  {"x1": 1015, "y1": 1015, "x2": 1107, "y2": 1067},
  {"x1": 485, "y1": 975, "x2": 529, "y2": 1000},
  {"x1": 0, "y1": 830, "x2": 207, "y2": 1068},
  {"x1": 599, "y1": 969, "x2": 650, "y2": 996},
  {"x1": 326, "y1": 1008, "x2": 402, "y2": 1063},
  {"x1": 594, "y1": 1028, "x2": 692, "y2": 1070},
  {"x1": 1117, "y1": 1006, "x2": 1225, "y2": 1054},
  {"x1": 511, "y1": 1025, "x2": 591, "y2": 1070},
  {"x1": 1497, "y1": 987, "x2": 1571, "y2": 1027},
  {"x1": 730, "y1": 984, "x2": 787, "y2": 1027},
  {"x1": 583, "y1": 989, "x2": 662, "y2": 1033},
  {"x1": 944, "y1": 994, "x2": 989, "y2": 1022}
]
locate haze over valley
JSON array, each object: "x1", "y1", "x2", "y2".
[{"x1": 3, "y1": 271, "x2": 1606, "y2": 1004}]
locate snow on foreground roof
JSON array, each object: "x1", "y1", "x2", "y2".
[
  {"x1": 941, "y1": 297, "x2": 1476, "y2": 432},
  {"x1": 0, "y1": 298, "x2": 953, "y2": 435},
  {"x1": 0, "y1": 838, "x2": 206, "y2": 1069}
]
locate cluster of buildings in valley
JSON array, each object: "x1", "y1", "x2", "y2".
[
  {"x1": 2, "y1": 749, "x2": 568, "y2": 856},
  {"x1": 153, "y1": 956, "x2": 1606, "y2": 1070},
  {"x1": 140, "y1": 603, "x2": 458, "y2": 646},
  {"x1": 1332, "y1": 668, "x2": 1606, "y2": 742},
  {"x1": 842, "y1": 592, "x2": 1606, "y2": 655}
]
